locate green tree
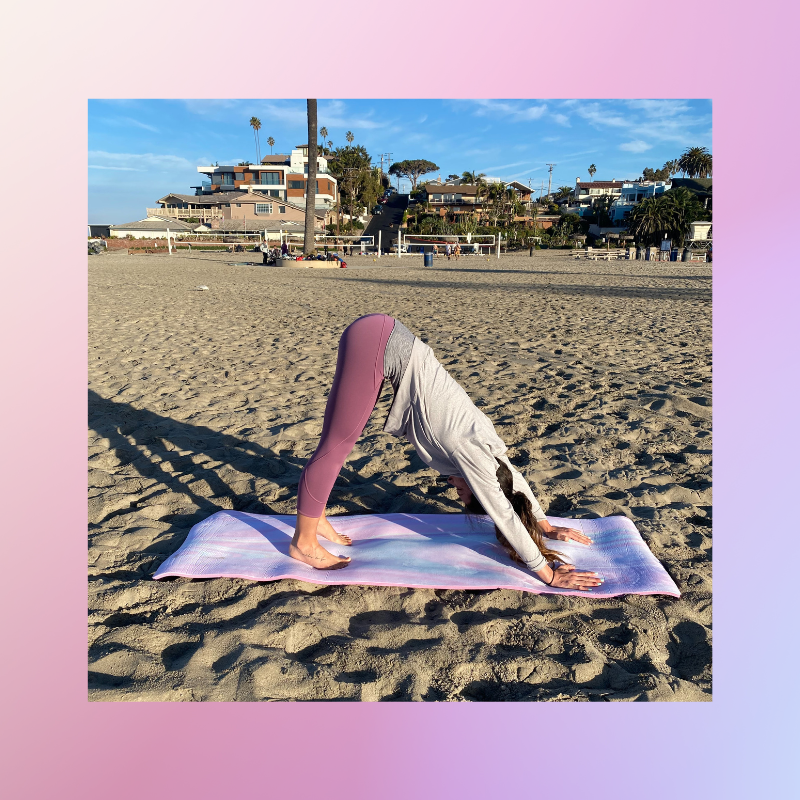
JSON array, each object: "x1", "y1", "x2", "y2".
[
  {"x1": 249, "y1": 117, "x2": 262, "y2": 163},
  {"x1": 555, "y1": 185, "x2": 573, "y2": 201},
  {"x1": 388, "y1": 159, "x2": 441, "y2": 191},
  {"x1": 304, "y1": 100, "x2": 318, "y2": 256},
  {"x1": 643, "y1": 166, "x2": 670, "y2": 181},
  {"x1": 328, "y1": 144, "x2": 372, "y2": 233},
  {"x1": 677, "y1": 147, "x2": 713, "y2": 178},
  {"x1": 267, "y1": 136, "x2": 275, "y2": 155},
  {"x1": 346, "y1": 130, "x2": 354, "y2": 145},
  {"x1": 461, "y1": 170, "x2": 486, "y2": 184},
  {"x1": 588, "y1": 163, "x2": 597, "y2": 180},
  {"x1": 664, "y1": 159, "x2": 680, "y2": 177},
  {"x1": 319, "y1": 126, "x2": 328, "y2": 153},
  {"x1": 661, "y1": 187, "x2": 710, "y2": 243},
  {"x1": 627, "y1": 196, "x2": 673, "y2": 244}
]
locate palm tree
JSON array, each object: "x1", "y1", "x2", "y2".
[
  {"x1": 664, "y1": 159, "x2": 680, "y2": 177},
  {"x1": 588, "y1": 164, "x2": 597, "y2": 180},
  {"x1": 627, "y1": 196, "x2": 673, "y2": 245},
  {"x1": 346, "y1": 130, "x2": 354, "y2": 146},
  {"x1": 327, "y1": 140, "x2": 333, "y2": 152},
  {"x1": 267, "y1": 136, "x2": 275, "y2": 155},
  {"x1": 319, "y1": 126, "x2": 328, "y2": 152},
  {"x1": 304, "y1": 100, "x2": 318, "y2": 256},
  {"x1": 474, "y1": 175, "x2": 488, "y2": 221},
  {"x1": 661, "y1": 187, "x2": 710, "y2": 243},
  {"x1": 249, "y1": 117, "x2": 262, "y2": 164},
  {"x1": 677, "y1": 147, "x2": 712, "y2": 178},
  {"x1": 555, "y1": 185, "x2": 573, "y2": 201}
]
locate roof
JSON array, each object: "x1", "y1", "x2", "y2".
[
  {"x1": 424, "y1": 183, "x2": 479, "y2": 196},
  {"x1": 156, "y1": 190, "x2": 324, "y2": 217},
  {"x1": 670, "y1": 177, "x2": 712, "y2": 193},
  {"x1": 111, "y1": 217, "x2": 195, "y2": 231},
  {"x1": 575, "y1": 181, "x2": 623, "y2": 189},
  {"x1": 260, "y1": 154, "x2": 290, "y2": 164},
  {"x1": 506, "y1": 181, "x2": 532, "y2": 193},
  {"x1": 157, "y1": 191, "x2": 248, "y2": 206},
  {"x1": 213, "y1": 219, "x2": 308, "y2": 232}
]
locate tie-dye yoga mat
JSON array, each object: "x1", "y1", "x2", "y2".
[{"x1": 152, "y1": 512, "x2": 679, "y2": 598}]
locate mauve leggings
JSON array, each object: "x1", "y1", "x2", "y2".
[{"x1": 297, "y1": 314, "x2": 395, "y2": 518}]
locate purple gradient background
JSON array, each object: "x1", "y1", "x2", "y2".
[{"x1": 2, "y1": 0, "x2": 796, "y2": 797}]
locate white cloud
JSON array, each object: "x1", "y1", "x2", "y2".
[
  {"x1": 476, "y1": 160, "x2": 536, "y2": 172},
  {"x1": 318, "y1": 99, "x2": 389, "y2": 130},
  {"x1": 567, "y1": 100, "x2": 711, "y2": 147},
  {"x1": 88, "y1": 151, "x2": 194, "y2": 171},
  {"x1": 620, "y1": 140, "x2": 652, "y2": 153},
  {"x1": 550, "y1": 113, "x2": 570, "y2": 126},
  {"x1": 470, "y1": 100, "x2": 548, "y2": 121},
  {"x1": 97, "y1": 116, "x2": 160, "y2": 133},
  {"x1": 181, "y1": 99, "x2": 241, "y2": 117},
  {"x1": 89, "y1": 165, "x2": 143, "y2": 171},
  {"x1": 123, "y1": 117, "x2": 159, "y2": 133},
  {"x1": 624, "y1": 99, "x2": 693, "y2": 117}
]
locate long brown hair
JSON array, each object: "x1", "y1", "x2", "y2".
[{"x1": 465, "y1": 458, "x2": 567, "y2": 566}]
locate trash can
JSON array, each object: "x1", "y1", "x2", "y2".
[
  {"x1": 424, "y1": 252, "x2": 433, "y2": 267},
  {"x1": 670, "y1": 248, "x2": 679, "y2": 262}
]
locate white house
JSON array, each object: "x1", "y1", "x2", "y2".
[
  {"x1": 609, "y1": 180, "x2": 672, "y2": 224},
  {"x1": 194, "y1": 146, "x2": 338, "y2": 215}
]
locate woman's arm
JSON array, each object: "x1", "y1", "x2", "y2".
[
  {"x1": 451, "y1": 442, "x2": 548, "y2": 571},
  {"x1": 500, "y1": 455, "x2": 593, "y2": 546}
]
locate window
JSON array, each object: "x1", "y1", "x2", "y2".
[
  {"x1": 289, "y1": 180, "x2": 304, "y2": 189},
  {"x1": 269, "y1": 190, "x2": 280, "y2": 198},
  {"x1": 279, "y1": 206, "x2": 286, "y2": 214},
  {"x1": 236, "y1": 203, "x2": 242, "y2": 207},
  {"x1": 255, "y1": 203, "x2": 273, "y2": 214},
  {"x1": 260, "y1": 172, "x2": 280, "y2": 185},
  {"x1": 235, "y1": 172, "x2": 244, "y2": 180}
]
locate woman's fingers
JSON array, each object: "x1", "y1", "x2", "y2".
[{"x1": 552, "y1": 526, "x2": 593, "y2": 545}]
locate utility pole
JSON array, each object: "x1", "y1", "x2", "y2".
[
  {"x1": 546, "y1": 163, "x2": 556, "y2": 200},
  {"x1": 382, "y1": 152, "x2": 392, "y2": 191}
]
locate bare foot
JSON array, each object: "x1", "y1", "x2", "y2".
[
  {"x1": 317, "y1": 516, "x2": 352, "y2": 546},
  {"x1": 288, "y1": 542, "x2": 350, "y2": 570}
]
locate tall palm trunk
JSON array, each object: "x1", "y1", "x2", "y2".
[{"x1": 304, "y1": 100, "x2": 318, "y2": 255}]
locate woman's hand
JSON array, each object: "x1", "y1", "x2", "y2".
[
  {"x1": 549, "y1": 565, "x2": 604, "y2": 591},
  {"x1": 535, "y1": 519, "x2": 593, "y2": 546}
]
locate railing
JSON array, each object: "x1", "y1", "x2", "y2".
[{"x1": 147, "y1": 208, "x2": 223, "y2": 220}]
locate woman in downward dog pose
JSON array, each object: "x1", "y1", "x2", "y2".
[{"x1": 291, "y1": 314, "x2": 603, "y2": 591}]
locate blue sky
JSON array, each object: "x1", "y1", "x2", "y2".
[{"x1": 89, "y1": 99, "x2": 712, "y2": 223}]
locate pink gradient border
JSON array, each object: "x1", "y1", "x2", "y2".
[{"x1": 3, "y1": 0, "x2": 796, "y2": 797}]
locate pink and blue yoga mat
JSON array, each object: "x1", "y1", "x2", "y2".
[{"x1": 152, "y1": 512, "x2": 680, "y2": 598}]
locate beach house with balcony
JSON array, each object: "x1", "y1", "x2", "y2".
[
  {"x1": 608, "y1": 180, "x2": 671, "y2": 224},
  {"x1": 422, "y1": 181, "x2": 483, "y2": 216},
  {"x1": 422, "y1": 180, "x2": 550, "y2": 227},
  {"x1": 151, "y1": 190, "x2": 326, "y2": 226},
  {"x1": 560, "y1": 179, "x2": 625, "y2": 217},
  {"x1": 192, "y1": 146, "x2": 338, "y2": 215}
]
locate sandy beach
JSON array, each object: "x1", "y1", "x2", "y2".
[{"x1": 88, "y1": 250, "x2": 712, "y2": 701}]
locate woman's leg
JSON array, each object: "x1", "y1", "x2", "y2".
[{"x1": 291, "y1": 314, "x2": 394, "y2": 569}]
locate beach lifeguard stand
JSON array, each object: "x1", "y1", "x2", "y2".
[{"x1": 685, "y1": 221, "x2": 712, "y2": 252}]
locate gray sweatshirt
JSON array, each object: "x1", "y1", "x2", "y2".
[{"x1": 383, "y1": 337, "x2": 548, "y2": 572}]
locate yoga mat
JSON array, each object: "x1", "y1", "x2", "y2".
[{"x1": 153, "y1": 512, "x2": 680, "y2": 598}]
